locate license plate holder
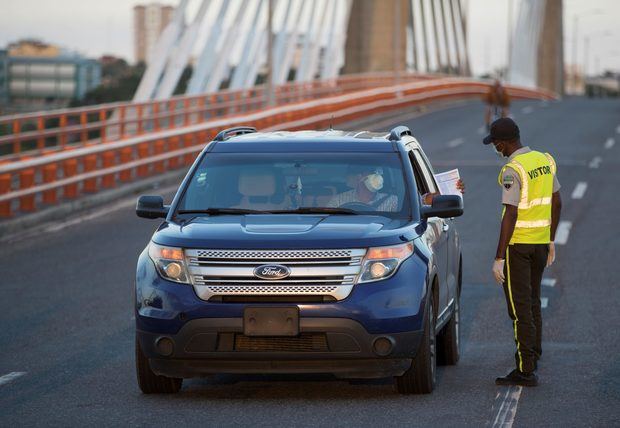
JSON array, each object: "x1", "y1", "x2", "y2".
[{"x1": 243, "y1": 307, "x2": 299, "y2": 336}]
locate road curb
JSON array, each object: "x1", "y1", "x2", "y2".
[{"x1": 0, "y1": 169, "x2": 186, "y2": 240}]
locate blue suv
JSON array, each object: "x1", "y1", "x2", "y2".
[{"x1": 135, "y1": 126, "x2": 463, "y2": 394}]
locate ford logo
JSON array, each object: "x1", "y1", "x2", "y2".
[{"x1": 253, "y1": 264, "x2": 291, "y2": 280}]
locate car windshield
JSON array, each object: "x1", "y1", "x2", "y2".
[{"x1": 175, "y1": 152, "x2": 410, "y2": 218}]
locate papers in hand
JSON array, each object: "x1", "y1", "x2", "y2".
[{"x1": 434, "y1": 169, "x2": 461, "y2": 196}]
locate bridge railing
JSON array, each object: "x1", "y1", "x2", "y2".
[
  {"x1": 0, "y1": 78, "x2": 555, "y2": 218},
  {"x1": 0, "y1": 72, "x2": 426, "y2": 161}
]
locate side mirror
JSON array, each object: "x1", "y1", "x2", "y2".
[
  {"x1": 136, "y1": 195, "x2": 169, "y2": 219},
  {"x1": 421, "y1": 195, "x2": 463, "y2": 219}
]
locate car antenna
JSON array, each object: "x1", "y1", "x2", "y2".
[{"x1": 328, "y1": 115, "x2": 334, "y2": 131}]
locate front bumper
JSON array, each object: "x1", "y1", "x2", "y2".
[{"x1": 138, "y1": 317, "x2": 422, "y2": 378}]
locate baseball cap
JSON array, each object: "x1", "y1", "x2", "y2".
[{"x1": 483, "y1": 117, "x2": 520, "y2": 145}]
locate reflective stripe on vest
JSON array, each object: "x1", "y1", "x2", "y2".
[{"x1": 498, "y1": 151, "x2": 555, "y2": 243}]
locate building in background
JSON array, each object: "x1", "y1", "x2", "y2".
[
  {"x1": 134, "y1": 3, "x2": 175, "y2": 65},
  {"x1": 0, "y1": 39, "x2": 101, "y2": 113}
]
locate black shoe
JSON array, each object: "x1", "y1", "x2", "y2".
[{"x1": 495, "y1": 369, "x2": 538, "y2": 387}]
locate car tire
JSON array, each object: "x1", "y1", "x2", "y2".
[
  {"x1": 135, "y1": 336, "x2": 182, "y2": 394},
  {"x1": 394, "y1": 296, "x2": 436, "y2": 394},
  {"x1": 437, "y1": 290, "x2": 460, "y2": 366}
]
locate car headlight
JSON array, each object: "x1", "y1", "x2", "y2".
[
  {"x1": 359, "y1": 242, "x2": 414, "y2": 283},
  {"x1": 148, "y1": 242, "x2": 190, "y2": 284}
]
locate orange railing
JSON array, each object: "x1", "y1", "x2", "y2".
[
  {"x1": 0, "y1": 73, "x2": 428, "y2": 161},
  {"x1": 0, "y1": 77, "x2": 555, "y2": 218}
]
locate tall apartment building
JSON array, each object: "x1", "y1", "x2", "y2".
[
  {"x1": 134, "y1": 3, "x2": 175, "y2": 64},
  {"x1": 0, "y1": 39, "x2": 101, "y2": 113}
]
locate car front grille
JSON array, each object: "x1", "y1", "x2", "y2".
[
  {"x1": 234, "y1": 333, "x2": 329, "y2": 352},
  {"x1": 185, "y1": 248, "x2": 366, "y2": 301}
]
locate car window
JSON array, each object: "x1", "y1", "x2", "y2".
[
  {"x1": 176, "y1": 152, "x2": 411, "y2": 217},
  {"x1": 412, "y1": 149, "x2": 438, "y2": 194}
]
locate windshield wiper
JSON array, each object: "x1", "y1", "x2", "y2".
[
  {"x1": 270, "y1": 207, "x2": 359, "y2": 215},
  {"x1": 177, "y1": 208, "x2": 269, "y2": 215}
]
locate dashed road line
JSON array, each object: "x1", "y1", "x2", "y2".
[
  {"x1": 616, "y1": 125, "x2": 620, "y2": 134},
  {"x1": 588, "y1": 156, "x2": 602, "y2": 169},
  {"x1": 478, "y1": 126, "x2": 486, "y2": 135},
  {"x1": 571, "y1": 182, "x2": 588, "y2": 199},
  {"x1": 555, "y1": 221, "x2": 572, "y2": 245},
  {"x1": 447, "y1": 137, "x2": 465, "y2": 148},
  {"x1": 521, "y1": 106, "x2": 534, "y2": 114},
  {"x1": 0, "y1": 372, "x2": 26, "y2": 386},
  {"x1": 489, "y1": 386, "x2": 523, "y2": 428},
  {"x1": 604, "y1": 138, "x2": 615, "y2": 149},
  {"x1": 541, "y1": 278, "x2": 557, "y2": 287},
  {"x1": 541, "y1": 297, "x2": 549, "y2": 309}
]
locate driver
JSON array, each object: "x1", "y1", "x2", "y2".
[{"x1": 327, "y1": 166, "x2": 398, "y2": 211}]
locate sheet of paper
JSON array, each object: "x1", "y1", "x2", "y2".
[{"x1": 434, "y1": 168, "x2": 461, "y2": 196}]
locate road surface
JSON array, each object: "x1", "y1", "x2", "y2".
[{"x1": 0, "y1": 97, "x2": 618, "y2": 427}]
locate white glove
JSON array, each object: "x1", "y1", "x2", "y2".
[
  {"x1": 492, "y1": 258, "x2": 506, "y2": 284},
  {"x1": 546, "y1": 242, "x2": 555, "y2": 267}
]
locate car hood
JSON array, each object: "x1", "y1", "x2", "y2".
[{"x1": 152, "y1": 214, "x2": 420, "y2": 249}]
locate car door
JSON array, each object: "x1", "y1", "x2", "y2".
[{"x1": 408, "y1": 149, "x2": 449, "y2": 312}]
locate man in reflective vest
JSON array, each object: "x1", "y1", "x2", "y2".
[{"x1": 483, "y1": 118, "x2": 562, "y2": 387}]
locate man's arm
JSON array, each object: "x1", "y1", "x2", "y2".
[
  {"x1": 495, "y1": 205, "x2": 518, "y2": 260},
  {"x1": 550, "y1": 191, "x2": 562, "y2": 241}
]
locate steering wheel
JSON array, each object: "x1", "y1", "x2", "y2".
[{"x1": 340, "y1": 202, "x2": 376, "y2": 211}]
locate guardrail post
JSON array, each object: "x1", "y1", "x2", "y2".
[
  {"x1": 99, "y1": 110, "x2": 107, "y2": 143},
  {"x1": 37, "y1": 118, "x2": 45, "y2": 151},
  {"x1": 120, "y1": 148, "x2": 133, "y2": 182},
  {"x1": 168, "y1": 100, "x2": 176, "y2": 130},
  {"x1": 63, "y1": 159, "x2": 78, "y2": 199},
  {"x1": 0, "y1": 174, "x2": 11, "y2": 217},
  {"x1": 168, "y1": 137, "x2": 180, "y2": 169},
  {"x1": 137, "y1": 143, "x2": 150, "y2": 177},
  {"x1": 153, "y1": 103, "x2": 160, "y2": 132},
  {"x1": 184, "y1": 99, "x2": 191, "y2": 126},
  {"x1": 19, "y1": 168, "x2": 35, "y2": 212},
  {"x1": 183, "y1": 134, "x2": 195, "y2": 165},
  {"x1": 154, "y1": 140, "x2": 165, "y2": 173},
  {"x1": 83, "y1": 155, "x2": 98, "y2": 192},
  {"x1": 12, "y1": 120, "x2": 21, "y2": 154},
  {"x1": 137, "y1": 104, "x2": 144, "y2": 135},
  {"x1": 102, "y1": 151, "x2": 116, "y2": 188},
  {"x1": 80, "y1": 112, "x2": 88, "y2": 143},
  {"x1": 59, "y1": 115, "x2": 68, "y2": 148},
  {"x1": 42, "y1": 164, "x2": 58, "y2": 204},
  {"x1": 119, "y1": 105, "x2": 126, "y2": 138}
]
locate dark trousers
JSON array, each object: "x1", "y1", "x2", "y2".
[{"x1": 502, "y1": 243, "x2": 548, "y2": 373}]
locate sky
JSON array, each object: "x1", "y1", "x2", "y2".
[{"x1": 0, "y1": 0, "x2": 619, "y2": 76}]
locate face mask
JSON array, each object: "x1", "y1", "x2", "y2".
[
  {"x1": 363, "y1": 173, "x2": 384, "y2": 192},
  {"x1": 493, "y1": 144, "x2": 506, "y2": 158}
]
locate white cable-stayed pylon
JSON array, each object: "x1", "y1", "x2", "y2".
[
  {"x1": 326, "y1": 0, "x2": 352, "y2": 80},
  {"x1": 274, "y1": 0, "x2": 306, "y2": 85},
  {"x1": 133, "y1": 0, "x2": 189, "y2": 102},
  {"x1": 295, "y1": 0, "x2": 320, "y2": 83},
  {"x1": 304, "y1": 0, "x2": 331, "y2": 82},
  {"x1": 186, "y1": 0, "x2": 231, "y2": 95},
  {"x1": 229, "y1": 0, "x2": 265, "y2": 90},
  {"x1": 509, "y1": 0, "x2": 545, "y2": 87},
  {"x1": 203, "y1": 0, "x2": 250, "y2": 93},
  {"x1": 272, "y1": 0, "x2": 295, "y2": 85},
  {"x1": 320, "y1": 0, "x2": 340, "y2": 80},
  {"x1": 155, "y1": 0, "x2": 211, "y2": 100}
]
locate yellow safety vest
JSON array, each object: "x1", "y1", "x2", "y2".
[{"x1": 498, "y1": 150, "x2": 557, "y2": 244}]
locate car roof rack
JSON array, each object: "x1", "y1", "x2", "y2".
[
  {"x1": 388, "y1": 125, "x2": 412, "y2": 141},
  {"x1": 214, "y1": 126, "x2": 257, "y2": 141}
]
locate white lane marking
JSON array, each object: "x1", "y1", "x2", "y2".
[
  {"x1": 447, "y1": 137, "x2": 465, "y2": 148},
  {"x1": 616, "y1": 125, "x2": 620, "y2": 134},
  {"x1": 521, "y1": 106, "x2": 534, "y2": 114},
  {"x1": 604, "y1": 138, "x2": 615, "y2": 149},
  {"x1": 478, "y1": 126, "x2": 486, "y2": 135},
  {"x1": 571, "y1": 182, "x2": 588, "y2": 199},
  {"x1": 588, "y1": 156, "x2": 602, "y2": 169},
  {"x1": 0, "y1": 372, "x2": 26, "y2": 386},
  {"x1": 541, "y1": 297, "x2": 549, "y2": 309},
  {"x1": 541, "y1": 278, "x2": 557, "y2": 287},
  {"x1": 555, "y1": 221, "x2": 572, "y2": 245},
  {"x1": 490, "y1": 386, "x2": 523, "y2": 428}
]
